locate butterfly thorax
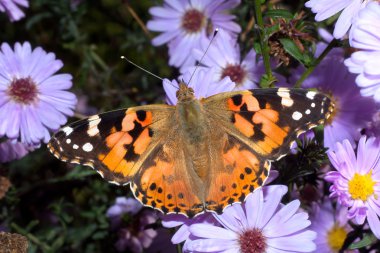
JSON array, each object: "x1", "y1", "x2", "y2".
[{"x1": 176, "y1": 83, "x2": 210, "y2": 182}]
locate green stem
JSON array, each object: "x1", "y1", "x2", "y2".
[
  {"x1": 254, "y1": 0, "x2": 273, "y2": 87},
  {"x1": 294, "y1": 39, "x2": 338, "y2": 88},
  {"x1": 11, "y1": 223, "x2": 52, "y2": 252},
  {"x1": 176, "y1": 243, "x2": 183, "y2": 253}
]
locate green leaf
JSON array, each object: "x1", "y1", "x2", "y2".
[
  {"x1": 264, "y1": 9, "x2": 294, "y2": 19},
  {"x1": 348, "y1": 233, "x2": 378, "y2": 249},
  {"x1": 279, "y1": 38, "x2": 304, "y2": 63}
]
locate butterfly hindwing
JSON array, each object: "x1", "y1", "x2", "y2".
[
  {"x1": 48, "y1": 105, "x2": 175, "y2": 184},
  {"x1": 130, "y1": 134, "x2": 205, "y2": 217},
  {"x1": 204, "y1": 129, "x2": 270, "y2": 214},
  {"x1": 204, "y1": 87, "x2": 334, "y2": 160}
]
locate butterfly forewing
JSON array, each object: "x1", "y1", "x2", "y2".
[
  {"x1": 204, "y1": 87, "x2": 334, "y2": 161},
  {"x1": 48, "y1": 105, "x2": 175, "y2": 183}
]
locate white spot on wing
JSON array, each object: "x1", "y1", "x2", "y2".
[
  {"x1": 82, "y1": 143, "x2": 93, "y2": 152},
  {"x1": 292, "y1": 111, "x2": 303, "y2": 120},
  {"x1": 311, "y1": 103, "x2": 315, "y2": 108},
  {"x1": 73, "y1": 144, "x2": 79, "y2": 149},
  {"x1": 305, "y1": 109, "x2": 311, "y2": 115},
  {"x1": 277, "y1": 88, "x2": 294, "y2": 107},
  {"x1": 87, "y1": 115, "x2": 101, "y2": 137},
  {"x1": 306, "y1": 91, "x2": 317, "y2": 100},
  {"x1": 66, "y1": 139, "x2": 71, "y2": 144},
  {"x1": 62, "y1": 126, "x2": 73, "y2": 136}
]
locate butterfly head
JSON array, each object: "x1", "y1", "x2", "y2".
[{"x1": 176, "y1": 82, "x2": 195, "y2": 102}]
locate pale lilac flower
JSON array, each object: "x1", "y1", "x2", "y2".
[
  {"x1": 107, "y1": 197, "x2": 143, "y2": 228},
  {"x1": 115, "y1": 210, "x2": 158, "y2": 253},
  {"x1": 0, "y1": 139, "x2": 33, "y2": 163},
  {"x1": 187, "y1": 185, "x2": 316, "y2": 252},
  {"x1": 0, "y1": 42, "x2": 77, "y2": 145},
  {"x1": 305, "y1": 0, "x2": 369, "y2": 39},
  {"x1": 345, "y1": 2, "x2": 380, "y2": 102},
  {"x1": 293, "y1": 50, "x2": 376, "y2": 150},
  {"x1": 325, "y1": 136, "x2": 380, "y2": 239},
  {"x1": 310, "y1": 201, "x2": 353, "y2": 252},
  {"x1": 189, "y1": 29, "x2": 264, "y2": 90},
  {"x1": 0, "y1": 0, "x2": 28, "y2": 22},
  {"x1": 147, "y1": 0, "x2": 241, "y2": 70},
  {"x1": 163, "y1": 67, "x2": 235, "y2": 105}
]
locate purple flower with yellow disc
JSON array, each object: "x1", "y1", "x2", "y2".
[
  {"x1": 0, "y1": 42, "x2": 77, "y2": 145},
  {"x1": 325, "y1": 136, "x2": 380, "y2": 238},
  {"x1": 310, "y1": 201, "x2": 354, "y2": 252},
  {"x1": 147, "y1": 0, "x2": 241, "y2": 70}
]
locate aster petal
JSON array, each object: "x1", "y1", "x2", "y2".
[
  {"x1": 31, "y1": 55, "x2": 63, "y2": 84},
  {"x1": 147, "y1": 20, "x2": 180, "y2": 32},
  {"x1": 169, "y1": 34, "x2": 199, "y2": 68},
  {"x1": 149, "y1": 6, "x2": 182, "y2": 18},
  {"x1": 38, "y1": 74, "x2": 73, "y2": 90},
  {"x1": 246, "y1": 187, "x2": 264, "y2": 228},
  {"x1": 164, "y1": 0, "x2": 186, "y2": 12},
  {"x1": 189, "y1": 224, "x2": 238, "y2": 240},
  {"x1": 187, "y1": 238, "x2": 238, "y2": 252},
  {"x1": 266, "y1": 230, "x2": 316, "y2": 252},
  {"x1": 333, "y1": 0, "x2": 361, "y2": 39},
  {"x1": 259, "y1": 185, "x2": 288, "y2": 228},
  {"x1": 171, "y1": 224, "x2": 190, "y2": 244},
  {"x1": 367, "y1": 209, "x2": 380, "y2": 239},
  {"x1": 306, "y1": 0, "x2": 351, "y2": 22},
  {"x1": 215, "y1": 204, "x2": 248, "y2": 233},
  {"x1": 151, "y1": 30, "x2": 182, "y2": 46}
]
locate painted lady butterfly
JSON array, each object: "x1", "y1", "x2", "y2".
[{"x1": 48, "y1": 83, "x2": 334, "y2": 217}]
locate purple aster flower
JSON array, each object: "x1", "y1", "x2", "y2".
[
  {"x1": 0, "y1": 139, "x2": 33, "y2": 163},
  {"x1": 293, "y1": 49, "x2": 376, "y2": 150},
  {"x1": 107, "y1": 197, "x2": 143, "y2": 228},
  {"x1": 310, "y1": 201, "x2": 354, "y2": 252},
  {"x1": 115, "y1": 210, "x2": 158, "y2": 253},
  {"x1": 163, "y1": 67, "x2": 235, "y2": 105},
  {"x1": 0, "y1": 0, "x2": 28, "y2": 22},
  {"x1": 325, "y1": 136, "x2": 380, "y2": 239},
  {"x1": 305, "y1": 0, "x2": 369, "y2": 39},
  {"x1": 147, "y1": 0, "x2": 241, "y2": 70},
  {"x1": 189, "y1": 29, "x2": 264, "y2": 90},
  {"x1": 186, "y1": 185, "x2": 316, "y2": 252},
  {"x1": 345, "y1": 2, "x2": 380, "y2": 102},
  {"x1": 0, "y1": 42, "x2": 77, "y2": 145}
]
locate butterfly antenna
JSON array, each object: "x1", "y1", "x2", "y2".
[
  {"x1": 120, "y1": 56, "x2": 163, "y2": 81},
  {"x1": 187, "y1": 28, "x2": 219, "y2": 85}
]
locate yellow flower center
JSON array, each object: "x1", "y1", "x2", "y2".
[
  {"x1": 348, "y1": 172, "x2": 376, "y2": 201},
  {"x1": 327, "y1": 224, "x2": 347, "y2": 252}
]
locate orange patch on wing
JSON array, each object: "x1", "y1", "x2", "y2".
[
  {"x1": 234, "y1": 114, "x2": 254, "y2": 137},
  {"x1": 253, "y1": 109, "x2": 288, "y2": 146},
  {"x1": 113, "y1": 159, "x2": 135, "y2": 176},
  {"x1": 106, "y1": 132, "x2": 131, "y2": 148},
  {"x1": 101, "y1": 133, "x2": 130, "y2": 171},
  {"x1": 242, "y1": 94, "x2": 260, "y2": 111},
  {"x1": 133, "y1": 128, "x2": 152, "y2": 155}
]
